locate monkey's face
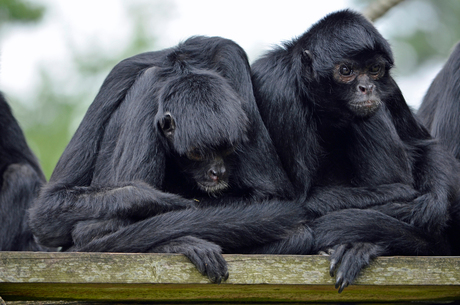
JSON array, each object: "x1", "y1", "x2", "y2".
[
  {"x1": 332, "y1": 56, "x2": 387, "y2": 118},
  {"x1": 182, "y1": 147, "x2": 232, "y2": 196}
]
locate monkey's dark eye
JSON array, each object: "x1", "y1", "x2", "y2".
[
  {"x1": 187, "y1": 148, "x2": 204, "y2": 161},
  {"x1": 339, "y1": 65, "x2": 352, "y2": 76},
  {"x1": 369, "y1": 64, "x2": 381, "y2": 74}
]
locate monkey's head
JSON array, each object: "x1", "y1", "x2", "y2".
[
  {"x1": 157, "y1": 70, "x2": 248, "y2": 195},
  {"x1": 298, "y1": 10, "x2": 395, "y2": 119}
]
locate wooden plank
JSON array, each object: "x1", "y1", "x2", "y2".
[{"x1": 1, "y1": 252, "x2": 459, "y2": 303}]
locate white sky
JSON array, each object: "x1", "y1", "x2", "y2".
[{"x1": 0, "y1": 0, "x2": 443, "y2": 109}]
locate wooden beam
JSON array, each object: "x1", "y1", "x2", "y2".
[{"x1": 1, "y1": 252, "x2": 459, "y2": 303}]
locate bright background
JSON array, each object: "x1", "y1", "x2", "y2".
[{"x1": 1, "y1": 0, "x2": 460, "y2": 177}]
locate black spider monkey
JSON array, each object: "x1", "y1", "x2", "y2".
[
  {"x1": 0, "y1": 92, "x2": 47, "y2": 251},
  {"x1": 29, "y1": 36, "x2": 306, "y2": 283},
  {"x1": 418, "y1": 41, "x2": 460, "y2": 255},
  {"x1": 251, "y1": 10, "x2": 460, "y2": 292}
]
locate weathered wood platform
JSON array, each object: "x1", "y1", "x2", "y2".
[{"x1": 0, "y1": 252, "x2": 459, "y2": 303}]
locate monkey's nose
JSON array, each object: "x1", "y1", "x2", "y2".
[
  {"x1": 208, "y1": 167, "x2": 226, "y2": 182},
  {"x1": 358, "y1": 84, "x2": 375, "y2": 94}
]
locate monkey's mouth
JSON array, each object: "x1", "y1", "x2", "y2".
[
  {"x1": 349, "y1": 99, "x2": 381, "y2": 117},
  {"x1": 197, "y1": 181, "x2": 229, "y2": 195}
]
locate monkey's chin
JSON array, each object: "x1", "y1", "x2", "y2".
[
  {"x1": 349, "y1": 99, "x2": 381, "y2": 117},
  {"x1": 197, "y1": 181, "x2": 229, "y2": 196}
]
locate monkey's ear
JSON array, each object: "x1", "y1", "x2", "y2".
[
  {"x1": 304, "y1": 50, "x2": 313, "y2": 60},
  {"x1": 302, "y1": 50, "x2": 314, "y2": 66},
  {"x1": 302, "y1": 49, "x2": 315, "y2": 78},
  {"x1": 159, "y1": 112, "x2": 176, "y2": 138}
]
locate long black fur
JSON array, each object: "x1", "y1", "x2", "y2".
[
  {"x1": 418, "y1": 41, "x2": 460, "y2": 255},
  {"x1": 418, "y1": 42, "x2": 460, "y2": 159},
  {"x1": 28, "y1": 36, "x2": 307, "y2": 282},
  {"x1": 0, "y1": 92, "x2": 46, "y2": 251},
  {"x1": 251, "y1": 10, "x2": 460, "y2": 292}
]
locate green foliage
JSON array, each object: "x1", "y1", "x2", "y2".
[{"x1": 0, "y1": 0, "x2": 44, "y2": 24}]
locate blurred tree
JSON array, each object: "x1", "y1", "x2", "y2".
[
  {"x1": 0, "y1": 0, "x2": 44, "y2": 25},
  {"x1": 363, "y1": 0, "x2": 406, "y2": 21},
  {"x1": 357, "y1": 0, "x2": 460, "y2": 73}
]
